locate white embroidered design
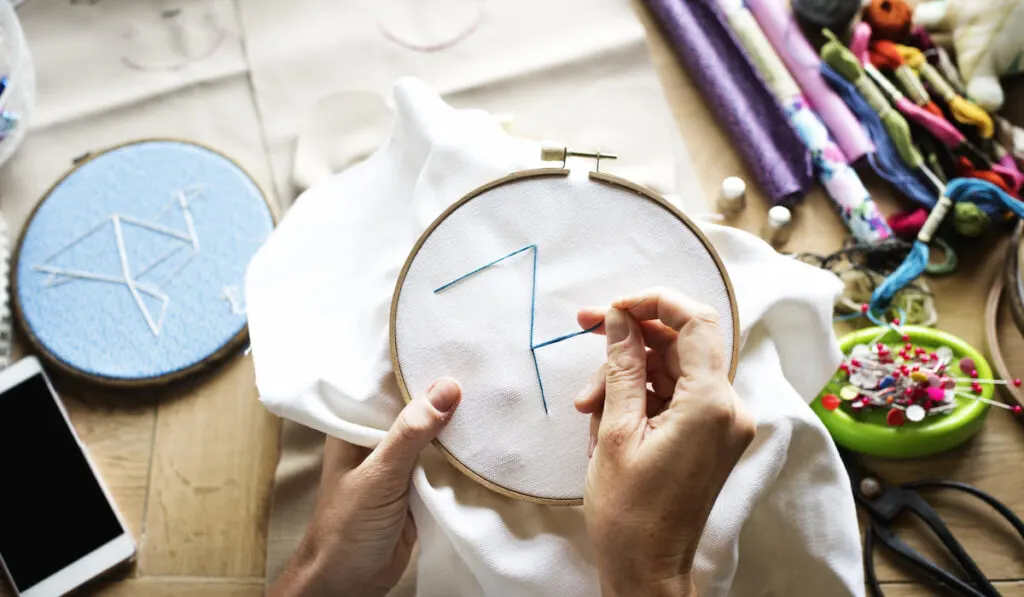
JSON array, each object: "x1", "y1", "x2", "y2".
[
  {"x1": 34, "y1": 187, "x2": 205, "y2": 336},
  {"x1": 221, "y1": 285, "x2": 245, "y2": 314}
]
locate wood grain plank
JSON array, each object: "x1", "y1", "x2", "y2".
[
  {"x1": 138, "y1": 355, "x2": 280, "y2": 577},
  {"x1": 880, "y1": 581, "x2": 1024, "y2": 596},
  {"x1": 2, "y1": 577, "x2": 263, "y2": 597},
  {"x1": 81, "y1": 578, "x2": 264, "y2": 597},
  {"x1": 60, "y1": 384, "x2": 156, "y2": 550}
]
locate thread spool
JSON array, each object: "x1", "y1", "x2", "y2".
[
  {"x1": 864, "y1": 0, "x2": 912, "y2": 42},
  {"x1": 792, "y1": 0, "x2": 861, "y2": 37},
  {"x1": 761, "y1": 205, "x2": 793, "y2": 247},
  {"x1": 717, "y1": 176, "x2": 747, "y2": 215}
]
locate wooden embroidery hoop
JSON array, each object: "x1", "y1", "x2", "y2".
[
  {"x1": 389, "y1": 145, "x2": 740, "y2": 505},
  {"x1": 12, "y1": 138, "x2": 276, "y2": 388}
]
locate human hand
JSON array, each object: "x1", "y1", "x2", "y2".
[
  {"x1": 269, "y1": 378, "x2": 462, "y2": 597},
  {"x1": 575, "y1": 288, "x2": 755, "y2": 597}
]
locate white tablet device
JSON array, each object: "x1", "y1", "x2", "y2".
[{"x1": 0, "y1": 357, "x2": 136, "y2": 596}]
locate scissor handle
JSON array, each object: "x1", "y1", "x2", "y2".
[
  {"x1": 865, "y1": 480, "x2": 1024, "y2": 597},
  {"x1": 865, "y1": 522, "x2": 989, "y2": 597},
  {"x1": 904, "y1": 481, "x2": 1024, "y2": 540}
]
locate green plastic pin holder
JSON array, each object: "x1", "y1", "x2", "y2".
[{"x1": 812, "y1": 325, "x2": 992, "y2": 458}]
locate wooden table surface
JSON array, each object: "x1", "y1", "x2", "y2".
[{"x1": 3, "y1": 5, "x2": 1024, "y2": 596}]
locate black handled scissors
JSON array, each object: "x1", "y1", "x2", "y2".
[{"x1": 841, "y1": 449, "x2": 1024, "y2": 597}]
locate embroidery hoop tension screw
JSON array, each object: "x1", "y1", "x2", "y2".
[{"x1": 540, "y1": 142, "x2": 618, "y2": 172}]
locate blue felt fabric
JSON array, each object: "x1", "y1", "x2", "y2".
[{"x1": 17, "y1": 140, "x2": 274, "y2": 381}]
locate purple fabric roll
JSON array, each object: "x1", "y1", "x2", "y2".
[{"x1": 644, "y1": 0, "x2": 813, "y2": 205}]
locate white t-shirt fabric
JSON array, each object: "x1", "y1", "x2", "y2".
[{"x1": 245, "y1": 78, "x2": 865, "y2": 597}]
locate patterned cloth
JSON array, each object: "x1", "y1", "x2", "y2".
[{"x1": 787, "y1": 95, "x2": 893, "y2": 243}]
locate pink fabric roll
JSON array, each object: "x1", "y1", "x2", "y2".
[{"x1": 746, "y1": 0, "x2": 875, "y2": 162}]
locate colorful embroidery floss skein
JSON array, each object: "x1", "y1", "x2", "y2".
[
  {"x1": 821, "y1": 31, "x2": 928, "y2": 175},
  {"x1": 909, "y1": 28, "x2": 967, "y2": 96},
  {"x1": 820, "y1": 63, "x2": 939, "y2": 210},
  {"x1": 819, "y1": 32, "x2": 942, "y2": 210},
  {"x1": 849, "y1": 22, "x2": 872, "y2": 64},
  {"x1": 872, "y1": 178, "x2": 1024, "y2": 309},
  {"x1": 957, "y1": 157, "x2": 1017, "y2": 198},
  {"x1": 718, "y1": 0, "x2": 891, "y2": 243},
  {"x1": 896, "y1": 44, "x2": 994, "y2": 139},
  {"x1": 865, "y1": 43, "x2": 991, "y2": 168},
  {"x1": 869, "y1": 41, "x2": 943, "y2": 118},
  {"x1": 993, "y1": 144, "x2": 1024, "y2": 195}
]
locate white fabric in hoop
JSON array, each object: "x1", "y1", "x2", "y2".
[{"x1": 394, "y1": 173, "x2": 735, "y2": 501}]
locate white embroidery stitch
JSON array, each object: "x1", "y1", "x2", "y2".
[
  {"x1": 33, "y1": 186, "x2": 205, "y2": 336},
  {"x1": 221, "y1": 285, "x2": 245, "y2": 315}
]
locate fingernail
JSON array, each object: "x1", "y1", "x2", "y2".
[
  {"x1": 427, "y1": 378, "x2": 461, "y2": 413},
  {"x1": 611, "y1": 296, "x2": 634, "y2": 308},
  {"x1": 588, "y1": 434, "x2": 597, "y2": 458},
  {"x1": 605, "y1": 308, "x2": 629, "y2": 344}
]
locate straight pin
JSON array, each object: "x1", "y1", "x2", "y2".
[
  {"x1": 953, "y1": 391, "x2": 1016, "y2": 411},
  {"x1": 951, "y1": 378, "x2": 1023, "y2": 387}
]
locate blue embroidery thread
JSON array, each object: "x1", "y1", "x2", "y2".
[{"x1": 434, "y1": 244, "x2": 600, "y2": 413}]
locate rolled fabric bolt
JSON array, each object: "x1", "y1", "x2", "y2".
[
  {"x1": 746, "y1": 0, "x2": 875, "y2": 162},
  {"x1": 761, "y1": 205, "x2": 793, "y2": 247},
  {"x1": 717, "y1": 0, "x2": 891, "y2": 242},
  {"x1": 642, "y1": 0, "x2": 814, "y2": 205},
  {"x1": 718, "y1": 176, "x2": 747, "y2": 215}
]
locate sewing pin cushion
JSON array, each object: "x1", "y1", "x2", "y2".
[
  {"x1": 813, "y1": 325, "x2": 992, "y2": 458},
  {"x1": 390, "y1": 167, "x2": 739, "y2": 504},
  {"x1": 13, "y1": 139, "x2": 274, "y2": 387}
]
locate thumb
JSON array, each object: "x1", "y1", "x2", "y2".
[{"x1": 371, "y1": 377, "x2": 462, "y2": 479}]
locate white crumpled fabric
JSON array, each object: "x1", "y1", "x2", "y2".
[{"x1": 245, "y1": 78, "x2": 865, "y2": 597}]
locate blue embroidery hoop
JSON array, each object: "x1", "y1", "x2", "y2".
[
  {"x1": 390, "y1": 161, "x2": 740, "y2": 505},
  {"x1": 13, "y1": 139, "x2": 275, "y2": 387}
]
